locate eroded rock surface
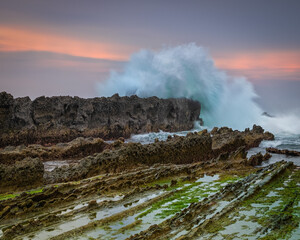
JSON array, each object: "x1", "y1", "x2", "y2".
[
  {"x1": 127, "y1": 161, "x2": 296, "y2": 240},
  {"x1": 0, "y1": 125, "x2": 274, "y2": 191},
  {"x1": 45, "y1": 132, "x2": 213, "y2": 183},
  {"x1": 0, "y1": 92, "x2": 201, "y2": 147},
  {"x1": 0, "y1": 126, "x2": 298, "y2": 240},
  {"x1": 267, "y1": 147, "x2": 300, "y2": 156},
  {"x1": 0, "y1": 158, "x2": 44, "y2": 193},
  {"x1": 0, "y1": 137, "x2": 110, "y2": 165},
  {"x1": 211, "y1": 125, "x2": 274, "y2": 156},
  {"x1": 46, "y1": 125, "x2": 273, "y2": 184}
]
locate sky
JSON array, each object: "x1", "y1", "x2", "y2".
[{"x1": 0, "y1": 0, "x2": 299, "y2": 113}]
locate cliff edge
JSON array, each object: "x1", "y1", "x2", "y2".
[{"x1": 0, "y1": 92, "x2": 201, "y2": 146}]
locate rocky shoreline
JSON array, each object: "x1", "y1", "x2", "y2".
[
  {"x1": 266, "y1": 147, "x2": 300, "y2": 156},
  {"x1": 0, "y1": 92, "x2": 201, "y2": 147},
  {"x1": 0, "y1": 124, "x2": 298, "y2": 239},
  {"x1": 0, "y1": 125, "x2": 273, "y2": 193},
  {"x1": 0, "y1": 94, "x2": 299, "y2": 239}
]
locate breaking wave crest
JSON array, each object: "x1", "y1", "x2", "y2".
[{"x1": 97, "y1": 43, "x2": 300, "y2": 134}]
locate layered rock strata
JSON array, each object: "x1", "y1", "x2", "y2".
[
  {"x1": 1, "y1": 125, "x2": 294, "y2": 240},
  {"x1": 0, "y1": 158, "x2": 44, "y2": 192},
  {"x1": 127, "y1": 161, "x2": 293, "y2": 240},
  {"x1": 46, "y1": 125, "x2": 273, "y2": 183},
  {"x1": 0, "y1": 125, "x2": 273, "y2": 192},
  {"x1": 266, "y1": 147, "x2": 300, "y2": 156},
  {"x1": 0, "y1": 137, "x2": 111, "y2": 165}
]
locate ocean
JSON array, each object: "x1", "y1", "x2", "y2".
[{"x1": 97, "y1": 43, "x2": 300, "y2": 167}]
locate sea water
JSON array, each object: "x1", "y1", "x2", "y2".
[{"x1": 96, "y1": 44, "x2": 300, "y2": 165}]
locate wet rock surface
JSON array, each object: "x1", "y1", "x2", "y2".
[
  {"x1": 243, "y1": 152, "x2": 271, "y2": 166},
  {"x1": 45, "y1": 125, "x2": 273, "y2": 184},
  {"x1": 127, "y1": 161, "x2": 298, "y2": 240},
  {"x1": 45, "y1": 132, "x2": 212, "y2": 183},
  {"x1": 0, "y1": 92, "x2": 201, "y2": 147},
  {"x1": 267, "y1": 147, "x2": 300, "y2": 156},
  {"x1": 0, "y1": 137, "x2": 110, "y2": 165},
  {"x1": 0, "y1": 125, "x2": 274, "y2": 192},
  {"x1": 1, "y1": 160, "x2": 295, "y2": 240},
  {"x1": 211, "y1": 125, "x2": 274, "y2": 156},
  {"x1": 0, "y1": 158, "x2": 44, "y2": 193},
  {"x1": 0, "y1": 126, "x2": 298, "y2": 240}
]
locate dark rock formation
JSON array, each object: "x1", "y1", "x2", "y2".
[
  {"x1": 0, "y1": 124, "x2": 274, "y2": 196},
  {"x1": 127, "y1": 161, "x2": 292, "y2": 240},
  {"x1": 0, "y1": 92, "x2": 201, "y2": 147},
  {"x1": 0, "y1": 137, "x2": 110, "y2": 165},
  {"x1": 45, "y1": 125, "x2": 273, "y2": 183},
  {"x1": 0, "y1": 163, "x2": 198, "y2": 223},
  {"x1": 45, "y1": 132, "x2": 213, "y2": 183},
  {"x1": 243, "y1": 152, "x2": 271, "y2": 166},
  {"x1": 211, "y1": 125, "x2": 274, "y2": 157},
  {"x1": 266, "y1": 147, "x2": 300, "y2": 156},
  {"x1": 0, "y1": 158, "x2": 44, "y2": 193}
]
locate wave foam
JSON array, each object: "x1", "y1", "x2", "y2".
[{"x1": 97, "y1": 43, "x2": 300, "y2": 134}]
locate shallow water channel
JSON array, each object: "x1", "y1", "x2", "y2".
[{"x1": 67, "y1": 174, "x2": 240, "y2": 240}]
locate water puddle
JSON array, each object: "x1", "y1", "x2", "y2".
[
  {"x1": 22, "y1": 191, "x2": 163, "y2": 239},
  {"x1": 290, "y1": 226, "x2": 300, "y2": 240},
  {"x1": 77, "y1": 175, "x2": 238, "y2": 240},
  {"x1": 195, "y1": 174, "x2": 220, "y2": 183},
  {"x1": 248, "y1": 138, "x2": 300, "y2": 167},
  {"x1": 44, "y1": 159, "x2": 80, "y2": 172},
  {"x1": 219, "y1": 220, "x2": 260, "y2": 239},
  {"x1": 198, "y1": 168, "x2": 300, "y2": 240},
  {"x1": 60, "y1": 195, "x2": 124, "y2": 215}
]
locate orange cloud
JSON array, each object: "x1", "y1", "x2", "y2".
[
  {"x1": 0, "y1": 25, "x2": 133, "y2": 61},
  {"x1": 1, "y1": 25, "x2": 299, "y2": 81},
  {"x1": 214, "y1": 51, "x2": 300, "y2": 80}
]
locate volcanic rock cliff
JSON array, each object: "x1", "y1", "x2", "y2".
[{"x1": 0, "y1": 92, "x2": 201, "y2": 147}]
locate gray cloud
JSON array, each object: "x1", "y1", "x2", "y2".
[
  {"x1": 0, "y1": 0, "x2": 299, "y2": 113},
  {"x1": 254, "y1": 80, "x2": 300, "y2": 114},
  {"x1": 1, "y1": 0, "x2": 300, "y2": 51},
  {"x1": 0, "y1": 51, "x2": 125, "y2": 99}
]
